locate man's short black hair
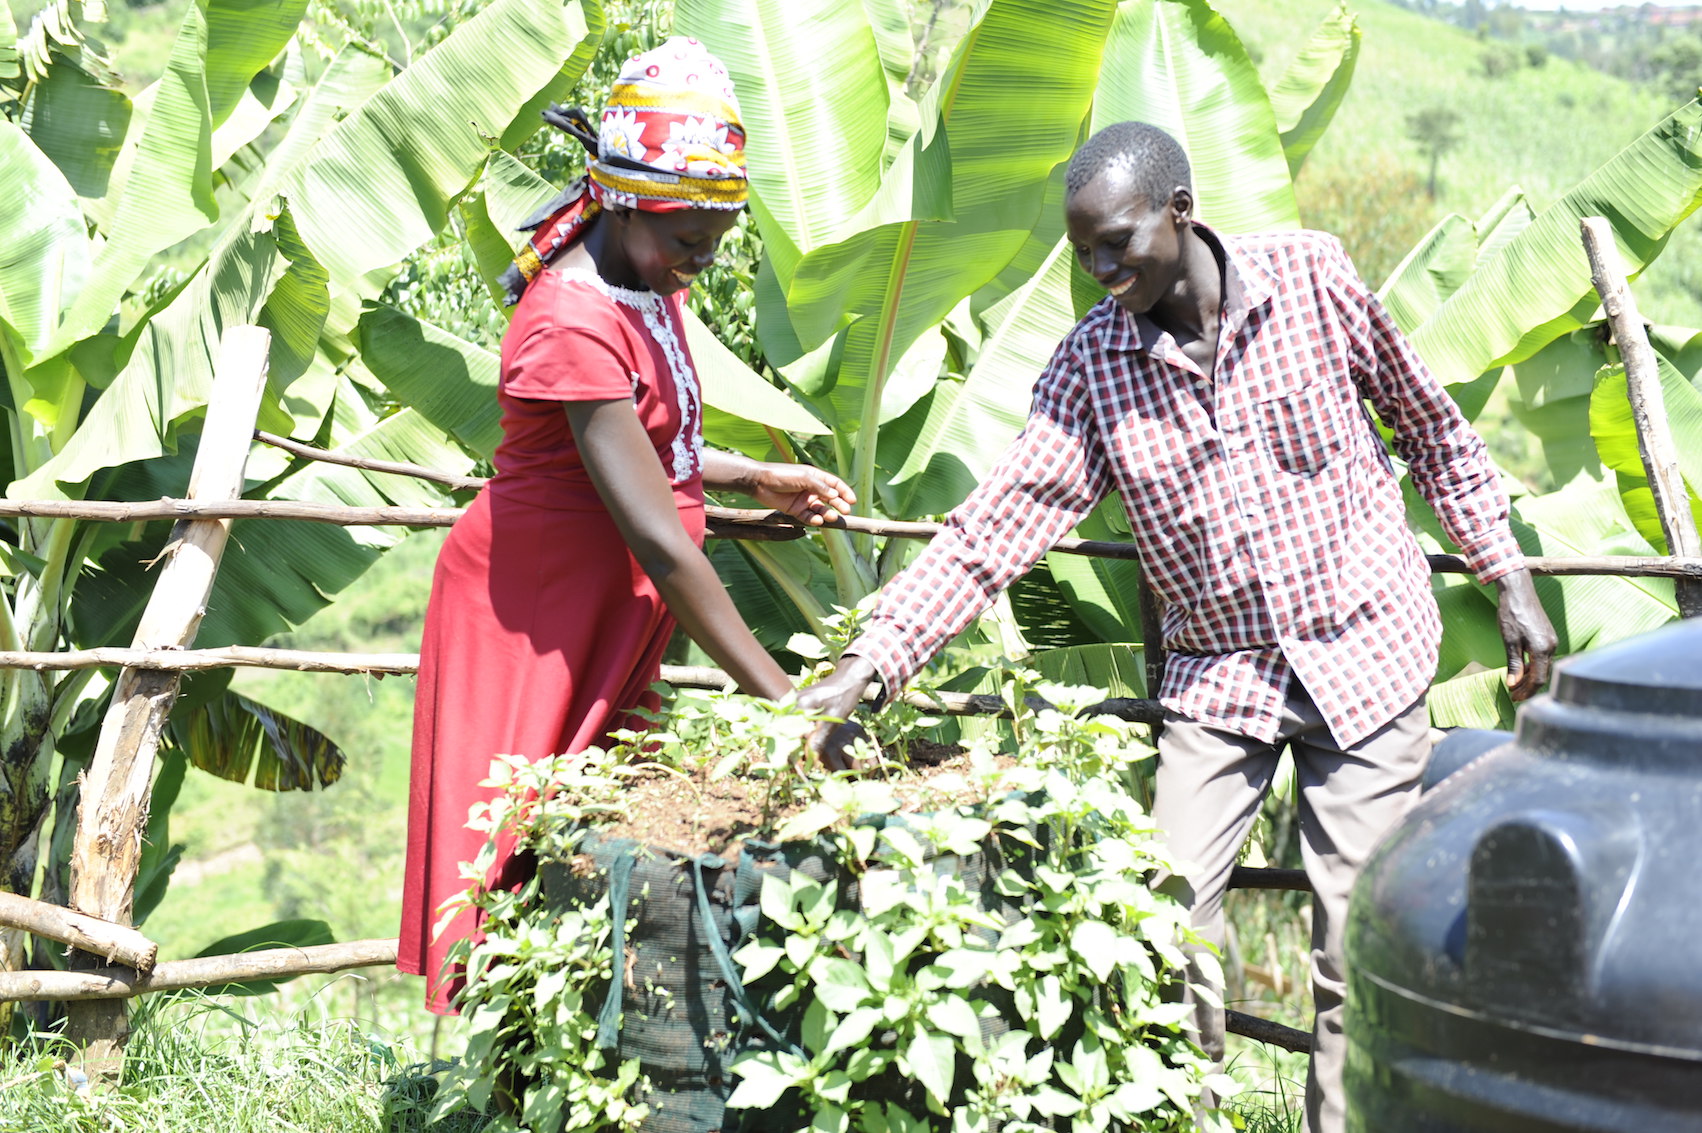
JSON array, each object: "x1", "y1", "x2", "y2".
[{"x1": 1065, "y1": 121, "x2": 1192, "y2": 210}]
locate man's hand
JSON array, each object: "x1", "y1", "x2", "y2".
[
  {"x1": 795, "y1": 655, "x2": 879, "y2": 772},
  {"x1": 1495, "y1": 568, "x2": 1557, "y2": 701}
]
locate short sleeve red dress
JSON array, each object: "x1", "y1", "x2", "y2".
[{"x1": 399, "y1": 266, "x2": 706, "y2": 1013}]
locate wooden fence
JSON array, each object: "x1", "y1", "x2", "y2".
[{"x1": 0, "y1": 220, "x2": 1694, "y2": 1071}]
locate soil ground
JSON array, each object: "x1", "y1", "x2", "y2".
[{"x1": 592, "y1": 739, "x2": 1008, "y2": 857}]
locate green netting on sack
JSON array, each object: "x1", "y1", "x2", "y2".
[{"x1": 539, "y1": 819, "x2": 1032, "y2": 1133}]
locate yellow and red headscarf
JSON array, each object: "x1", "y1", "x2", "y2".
[{"x1": 501, "y1": 37, "x2": 748, "y2": 304}]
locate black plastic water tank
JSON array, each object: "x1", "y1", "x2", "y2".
[{"x1": 1344, "y1": 618, "x2": 1702, "y2": 1131}]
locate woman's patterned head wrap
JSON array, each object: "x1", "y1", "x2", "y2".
[{"x1": 500, "y1": 37, "x2": 748, "y2": 304}]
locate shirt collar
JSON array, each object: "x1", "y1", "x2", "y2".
[{"x1": 1100, "y1": 221, "x2": 1278, "y2": 354}]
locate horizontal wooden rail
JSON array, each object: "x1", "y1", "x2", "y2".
[
  {"x1": 1, "y1": 496, "x2": 1699, "y2": 580},
  {"x1": 0, "y1": 646, "x2": 424, "y2": 674},
  {"x1": 1227, "y1": 1008, "x2": 1312, "y2": 1053},
  {"x1": 0, "y1": 937, "x2": 398, "y2": 1003},
  {"x1": 0, "y1": 893, "x2": 158, "y2": 971},
  {"x1": 0, "y1": 648, "x2": 1168, "y2": 727},
  {"x1": 0, "y1": 498, "x2": 463, "y2": 527},
  {"x1": 255, "y1": 431, "x2": 485, "y2": 492}
]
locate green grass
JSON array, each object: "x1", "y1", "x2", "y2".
[{"x1": 0, "y1": 997, "x2": 485, "y2": 1133}]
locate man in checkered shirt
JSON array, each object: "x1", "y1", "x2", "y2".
[{"x1": 799, "y1": 121, "x2": 1556, "y2": 1133}]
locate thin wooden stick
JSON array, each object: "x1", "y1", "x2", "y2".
[
  {"x1": 0, "y1": 938, "x2": 398, "y2": 1003},
  {"x1": 0, "y1": 495, "x2": 1696, "y2": 579},
  {"x1": 0, "y1": 647, "x2": 424, "y2": 674},
  {"x1": 1581, "y1": 217, "x2": 1702, "y2": 617},
  {"x1": 254, "y1": 431, "x2": 486, "y2": 492},
  {"x1": 1227, "y1": 1008, "x2": 1312, "y2": 1053},
  {"x1": 0, "y1": 894, "x2": 157, "y2": 972},
  {"x1": 65, "y1": 327, "x2": 273, "y2": 1074},
  {"x1": 0, "y1": 498, "x2": 463, "y2": 527}
]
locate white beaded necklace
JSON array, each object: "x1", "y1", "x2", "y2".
[{"x1": 551, "y1": 267, "x2": 703, "y2": 481}]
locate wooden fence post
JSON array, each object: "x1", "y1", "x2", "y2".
[
  {"x1": 63, "y1": 327, "x2": 271, "y2": 1079},
  {"x1": 1581, "y1": 217, "x2": 1702, "y2": 618}
]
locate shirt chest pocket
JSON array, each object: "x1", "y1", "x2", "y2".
[{"x1": 1256, "y1": 374, "x2": 1351, "y2": 476}]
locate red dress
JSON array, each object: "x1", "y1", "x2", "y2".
[{"x1": 399, "y1": 267, "x2": 707, "y2": 1013}]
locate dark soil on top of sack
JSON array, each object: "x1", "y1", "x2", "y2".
[{"x1": 591, "y1": 738, "x2": 1014, "y2": 857}]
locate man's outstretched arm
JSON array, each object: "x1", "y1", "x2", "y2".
[{"x1": 796, "y1": 655, "x2": 879, "y2": 770}]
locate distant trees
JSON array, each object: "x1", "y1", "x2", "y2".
[
  {"x1": 1391, "y1": 0, "x2": 1702, "y2": 99},
  {"x1": 1405, "y1": 105, "x2": 1463, "y2": 199}
]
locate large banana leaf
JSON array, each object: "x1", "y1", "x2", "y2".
[
  {"x1": 0, "y1": 4, "x2": 16, "y2": 84},
  {"x1": 209, "y1": 70, "x2": 297, "y2": 172},
  {"x1": 1094, "y1": 0, "x2": 1299, "y2": 233},
  {"x1": 70, "y1": 382, "x2": 469, "y2": 651},
  {"x1": 18, "y1": 57, "x2": 132, "y2": 200},
  {"x1": 1379, "y1": 189, "x2": 1536, "y2": 337},
  {"x1": 202, "y1": 0, "x2": 306, "y2": 128},
  {"x1": 676, "y1": 0, "x2": 892, "y2": 286},
  {"x1": 499, "y1": 0, "x2": 607, "y2": 155},
  {"x1": 50, "y1": 0, "x2": 224, "y2": 360},
  {"x1": 1033, "y1": 498, "x2": 1148, "y2": 648},
  {"x1": 1506, "y1": 327, "x2": 1607, "y2": 487},
  {"x1": 20, "y1": 0, "x2": 603, "y2": 494},
  {"x1": 356, "y1": 303, "x2": 502, "y2": 459},
  {"x1": 683, "y1": 310, "x2": 832, "y2": 454},
  {"x1": 16, "y1": 208, "x2": 305, "y2": 497},
  {"x1": 1590, "y1": 358, "x2": 1702, "y2": 490},
  {"x1": 1589, "y1": 354, "x2": 1702, "y2": 550},
  {"x1": 710, "y1": 539, "x2": 820, "y2": 654},
  {"x1": 184, "y1": 918, "x2": 335, "y2": 996},
  {"x1": 1510, "y1": 476, "x2": 1677, "y2": 654},
  {"x1": 1266, "y1": 3, "x2": 1358, "y2": 179},
  {"x1": 285, "y1": 0, "x2": 602, "y2": 290},
  {"x1": 0, "y1": 121, "x2": 89, "y2": 368},
  {"x1": 1376, "y1": 213, "x2": 1476, "y2": 335},
  {"x1": 779, "y1": 0, "x2": 1116, "y2": 454},
  {"x1": 1409, "y1": 99, "x2": 1702, "y2": 387},
  {"x1": 237, "y1": 42, "x2": 390, "y2": 211},
  {"x1": 1428, "y1": 668, "x2": 1514, "y2": 731},
  {"x1": 165, "y1": 689, "x2": 346, "y2": 791},
  {"x1": 880, "y1": 234, "x2": 1076, "y2": 516}
]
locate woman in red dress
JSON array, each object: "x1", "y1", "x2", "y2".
[{"x1": 399, "y1": 38, "x2": 853, "y2": 1014}]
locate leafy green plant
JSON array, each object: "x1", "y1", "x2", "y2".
[{"x1": 442, "y1": 678, "x2": 1231, "y2": 1133}]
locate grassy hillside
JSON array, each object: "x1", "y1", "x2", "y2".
[{"x1": 1218, "y1": 0, "x2": 1702, "y2": 327}]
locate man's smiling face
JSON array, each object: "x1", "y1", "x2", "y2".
[{"x1": 1065, "y1": 165, "x2": 1189, "y2": 317}]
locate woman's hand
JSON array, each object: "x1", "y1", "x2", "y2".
[
  {"x1": 703, "y1": 452, "x2": 856, "y2": 526},
  {"x1": 747, "y1": 462, "x2": 856, "y2": 526}
]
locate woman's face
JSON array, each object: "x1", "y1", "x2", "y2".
[{"x1": 611, "y1": 207, "x2": 742, "y2": 295}]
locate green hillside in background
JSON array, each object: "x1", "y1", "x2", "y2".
[{"x1": 1219, "y1": 0, "x2": 1702, "y2": 326}]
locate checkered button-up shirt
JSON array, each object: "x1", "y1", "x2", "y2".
[{"x1": 851, "y1": 226, "x2": 1524, "y2": 747}]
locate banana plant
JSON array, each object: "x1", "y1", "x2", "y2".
[
  {"x1": 1365, "y1": 103, "x2": 1702, "y2": 726},
  {"x1": 0, "y1": 0, "x2": 610, "y2": 996}
]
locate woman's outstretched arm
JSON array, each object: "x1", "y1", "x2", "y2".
[
  {"x1": 566, "y1": 398, "x2": 791, "y2": 700},
  {"x1": 700, "y1": 450, "x2": 855, "y2": 526}
]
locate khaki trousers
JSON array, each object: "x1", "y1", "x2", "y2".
[{"x1": 1150, "y1": 681, "x2": 1430, "y2": 1133}]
